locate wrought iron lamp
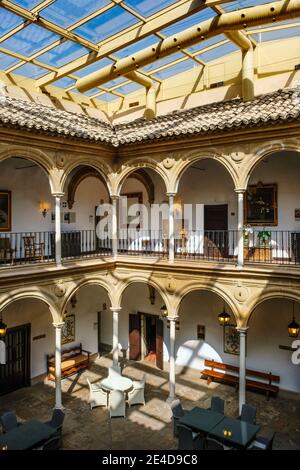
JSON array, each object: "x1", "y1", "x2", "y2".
[
  {"x1": 0, "y1": 313, "x2": 7, "y2": 337},
  {"x1": 218, "y1": 303, "x2": 231, "y2": 326},
  {"x1": 288, "y1": 302, "x2": 300, "y2": 338},
  {"x1": 160, "y1": 305, "x2": 168, "y2": 318}
]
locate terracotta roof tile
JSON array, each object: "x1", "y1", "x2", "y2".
[{"x1": 0, "y1": 87, "x2": 299, "y2": 147}]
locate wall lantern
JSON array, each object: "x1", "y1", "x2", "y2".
[
  {"x1": 160, "y1": 305, "x2": 168, "y2": 318},
  {"x1": 288, "y1": 302, "x2": 300, "y2": 338},
  {"x1": 218, "y1": 303, "x2": 231, "y2": 326},
  {"x1": 0, "y1": 314, "x2": 7, "y2": 337},
  {"x1": 39, "y1": 201, "x2": 51, "y2": 218}
]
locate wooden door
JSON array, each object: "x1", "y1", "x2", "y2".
[
  {"x1": 0, "y1": 324, "x2": 31, "y2": 396},
  {"x1": 129, "y1": 314, "x2": 141, "y2": 361},
  {"x1": 156, "y1": 318, "x2": 164, "y2": 370},
  {"x1": 204, "y1": 204, "x2": 228, "y2": 258}
]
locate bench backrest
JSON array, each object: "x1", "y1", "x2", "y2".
[
  {"x1": 47, "y1": 343, "x2": 82, "y2": 362},
  {"x1": 204, "y1": 359, "x2": 280, "y2": 384}
]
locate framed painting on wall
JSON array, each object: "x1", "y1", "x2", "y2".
[
  {"x1": 224, "y1": 324, "x2": 240, "y2": 355},
  {"x1": 62, "y1": 314, "x2": 75, "y2": 345},
  {"x1": 0, "y1": 190, "x2": 11, "y2": 232},
  {"x1": 244, "y1": 182, "x2": 277, "y2": 226}
]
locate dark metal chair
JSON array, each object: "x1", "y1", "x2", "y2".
[
  {"x1": 0, "y1": 411, "x2": 20, "y2": 433},
  {"x1": 44, "y1": 409, "x2": 65, "y2": 448},
  {"x1": 177, "y1": 424, "x2": 205, "y2": 450},
  {"x1": 170, "y1": 399, "x2": 187, "y2": 437},
  {"x1": 34, "y1": 436, "x2": 62, "y2": 450},
  {"x1": 210, "y1": 396, "x2": 225, "y2": 414},
  {"x1": 248, "y1": 432, "x2": 276, "y2": 450},
  {"x1": 240, "y1": 404, "x2": 257, "y2": 425},
  {"x1": 205, "y1": 437, "x2": 226, "y2": 450}
]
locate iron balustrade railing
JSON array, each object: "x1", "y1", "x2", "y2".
[
  {"x1": 243, "y1": 230, "x2": 300, "y2": 265},
  {"x1": 117, "y1": 229, "x2": 168, "y2": 257},
  {"x1": 174, "y1": 230, "x2": 238, "y2": 263},
  {"x1": 1, "y1": 229, "x2": 299, "y2": 266}
]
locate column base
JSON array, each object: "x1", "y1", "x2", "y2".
[
  {"x1": 166, "y1": 394, "x2": 176, "y2": 404},
  {"x1": 53, "y1": 404, "x2": 65, "y2": 411}
]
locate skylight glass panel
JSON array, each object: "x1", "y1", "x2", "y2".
[
  {"x1": 0, "y1": 9, "x2": 23, "y2": 36},
  {"x1": 41, "y1": 0, "x2": 110, "y2": 29},
  {"x1": 187, "y1": 36, "x2": 226, "y2": 54},
  {"x1": 0, "y1": 52, "x2": 19, "y2": 70},
  {"x1": 38, "y1": 41, "x2": 89, "y2": 67},
  {"x1": 223, "y1": 0, "x2": 264, "y2": 12},
  {"x1": 114, "y1": 82, "x2": 143, "y2": 94},
  {"x1": 74, "y1": 6, "x2": 138, "y2": 43},
  {"x1": 153, "y1": 59, "x2": 196, "y2": 80},
  {"x1": 52, "y1": 77, "x2": 76, "y2": 88},
  {"x1": 11, "y1": 0, "x2": 43, "y2": 8},
  {"x1": 115, "y1": 35, "x2": 158, "y2": 59},
  {"x1": 105, "y1": 77, "x2": 127, "y2": 88},
  {"x1": 1, "y1": 24, "x2": 59, "y2": 56},
  {"x1": 260, "y1": 25, "x2": 300, "y2": 42},
  {"x1": 197, "y1": 42, "x2": 239, "y2": 62},
  {"x1": 144, "y1": 52, "x2": 185, "y2": 72},
  {"x1": 160, "y1": 10, "x2": 213, "y2": 36},
  {"x1": 98, "y1": 92, "x2": 119, "y2": 102},
  {"x1": 83, "y1": 87, "x2": 102, "y2": 97},
  {"x1": 13, "y1": 62, "x2": 49, "y2": 79},
  {"x1": 124, "y1": 0, "x2": 177, "y2": 17},
  {"x1": 74, "y1": 58, "x2": 113, "y2": 78}
]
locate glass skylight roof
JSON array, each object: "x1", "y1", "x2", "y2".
[
  {"x1": 0, "y1": 0, "x2": 298, "y2": 104},
  {"x1": 73, "y1": 6, "x2": 139, "y2": 43},
  {"x1": 41, "y1": 0, "x2": 110, "y2": 28}
]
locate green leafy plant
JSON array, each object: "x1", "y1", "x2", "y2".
[{"x1": 257, "y1": 230, "x2": 271, "y2": 245}]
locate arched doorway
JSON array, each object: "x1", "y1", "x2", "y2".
[
  {"x1": 248, "y1": 297, "x2": 300, "y2": 393},
  {"x1": 0, "y1": 297, "x2": 54, "y2": 395},
  {"x1": 176, "y1": 158, "x2": 236, "y2": 261},
  {"x1": 176, "y1": 289, "x2": 236, "y2": 372}
]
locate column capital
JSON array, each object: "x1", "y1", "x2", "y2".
[
  {"x1": 166, "y1": 316, "x2": 179, "y2": 322},
  {"x1": 52, "y1": 322, "x2": 65, "y2": 329},
  {"x1": 236, "y1": 326, "x2": 249, "y2": 334},
  {"x1": 234, "y1": 188, "x2": 246, "y2": 194},
  {"x1": 52, "y1": 192, "x2": 65, "y2": 198},
  {"x1": 166, "y1": 192, "x2": 177, "y2": 198},
  {"x1": 110, "y1": 307, "x2": 122, "y2": 313},
  {"x1": 110, "y1": 195, "x2": 119, "y2": 201}
]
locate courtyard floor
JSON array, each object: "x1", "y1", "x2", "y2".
[{"x1": 0, "y1": 355, "x2": 299, "y2": 450}]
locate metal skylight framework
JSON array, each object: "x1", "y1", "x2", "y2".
[{"x1": 0, "y1": 0, "x2": 299, "y2": 104}]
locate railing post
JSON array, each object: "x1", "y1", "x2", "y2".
[
  {"x1": 167, "y1": 193, "x2": 176, "y2": 263},
  {"x1": 236, "y1": 189, "x2": 245, "y2": 267},
  {"x1": 52, "y1": 192, "x2": 64, "y2": 267},
  {"x1": 111, "y1": 196, "x2": 118, "y2": 258}
]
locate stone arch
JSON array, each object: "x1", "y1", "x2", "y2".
[
  {"x1": 174, "y1": 283, "x2": 240, "y2": 324},
  {"x1": 116, "y1": 277, "x2": 170, "y2": 312},
  {"x1": 114, "y1": 158, "x2": 169, "y2": 196},
  {"x1": 61, "y1": 159, "x2": 113, "y2": 196},
  {"x1": 61, "y1": 278, "x2": 113, "y2": 314},
  {"x1": 66, "y1": 167, "x2": 110, "y2": 209},
  {"x1": 0, "y1": 290, "x2": 60, "y2": 324},
  {"x1": 0, "y1": 146, "x2": 55, "y2": 192},
  {"x1": 246, "y1": 290, "x2": 300, "y2": 326},
  {"x1": 242, "y1": 143, "x2": 300, "y2": 189},
  {"x1": 173, "y1": 151, "x2": 239, "y2": 193}
]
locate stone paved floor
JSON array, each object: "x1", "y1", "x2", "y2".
[{"x1": 1, "y1": 355, "x2": 299, "y2": 450}]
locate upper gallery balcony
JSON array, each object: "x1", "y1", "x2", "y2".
[{"x1": 0, "y1": 148, "x2": 300, "y2": 271}]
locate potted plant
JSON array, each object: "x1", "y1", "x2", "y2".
[
  {"x1": 257, "y1": 229, "x2": 271, "y2": 247},
  {"x1": 243, "y1": 224, "x2": 253, "y2": 247}
]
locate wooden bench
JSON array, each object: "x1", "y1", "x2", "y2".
[
  {"x1": 47, "y1": 343, "x2": 90, "y2": 381},
  {"x1": 201, "y1": 359, "x2": 280, "y2": 400}
]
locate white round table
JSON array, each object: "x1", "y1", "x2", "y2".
[{"x1": 101, "y1": 375, "x2": 133, "y2": 392}]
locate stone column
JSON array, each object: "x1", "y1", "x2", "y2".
[
  {"x1": 167, "y1": 193, "x2": 176, "y2": 262},
  {"x1": 236, "y1": 190, "x2": 245, "y2": 268},
  {"x1": 53, "y1": 193, "x2": 64, "y2": 267},
  {"x1": 53, "y1": 322, "x2": 65, "y2": 409},
  {"x1": 111, "y1": 196, "x2": 118, "y2": 258},
  {"x1": 237, "y1": 326, "x2": 248, "y2": 414},
  {"x1": 110, "y1": 307, "x2": 121, "y2": 368},
  {"x1": 167, "y1": 316, "x2": 178, "y2": 402}
]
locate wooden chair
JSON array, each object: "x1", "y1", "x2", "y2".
[
  {"x1": 0, "y1": 238, "x2": 15, "y2": 264},
  {"x1": 23, "y1": 236, "x2": 44, "y2": 261}
]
